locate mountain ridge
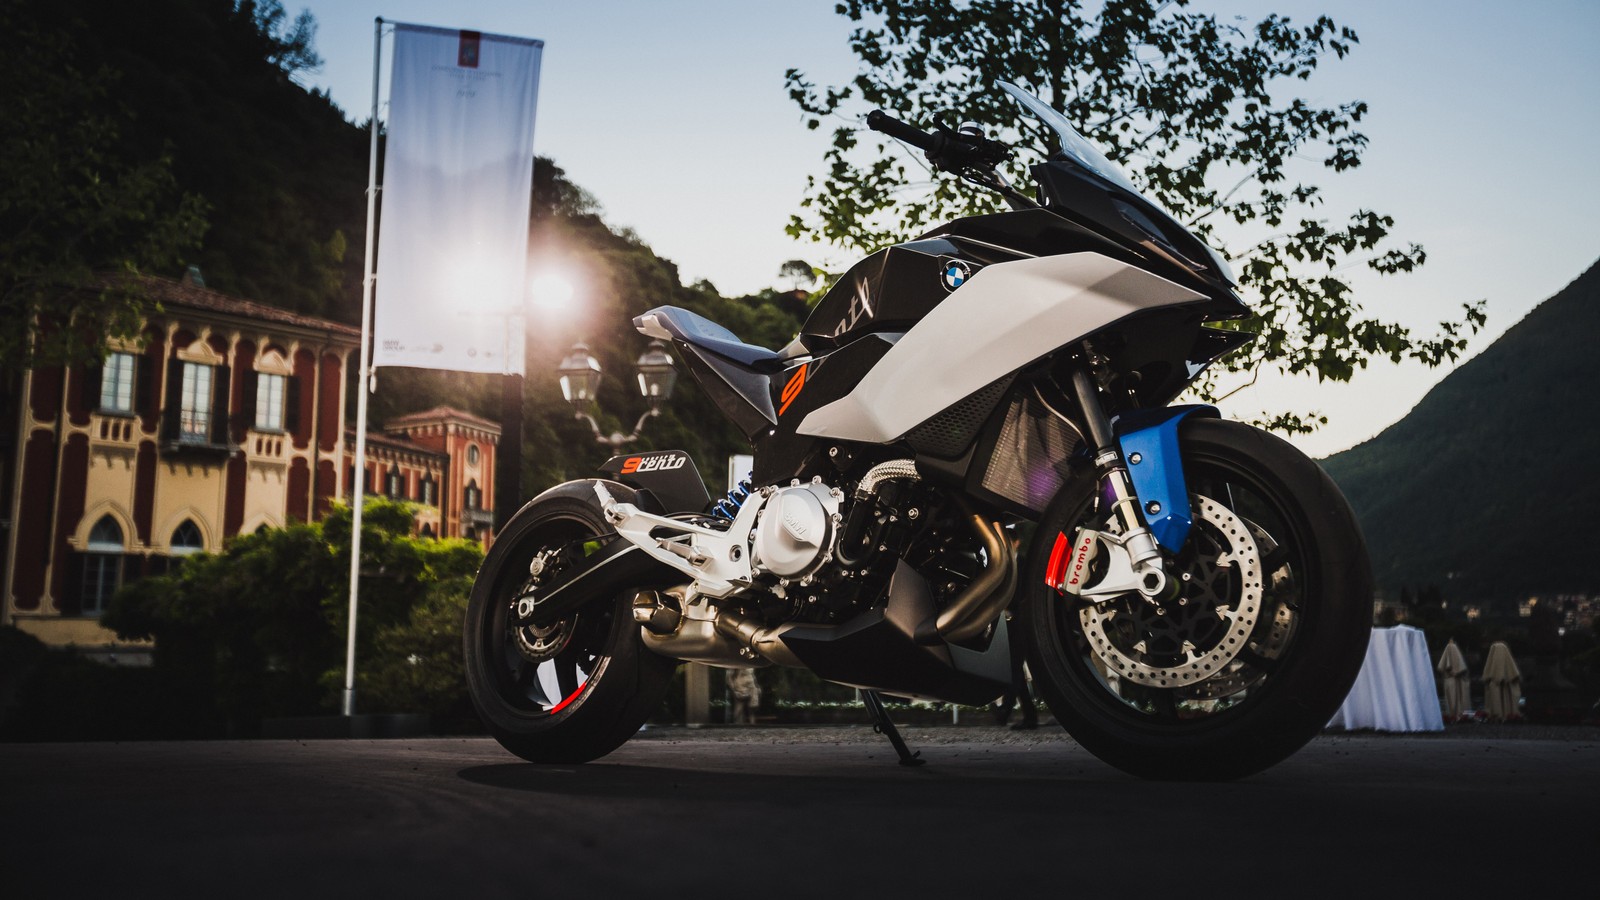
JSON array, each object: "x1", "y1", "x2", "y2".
[{"x1": 1321, "y1": 257, "x2": 1600, "y2": 603}]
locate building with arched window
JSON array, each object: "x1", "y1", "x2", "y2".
[
  {"x1": 0, "y1": 275, "x2": 497, "y2": 660},
  {"x1": 0, "y1": 275, "x2": 361, "y2": 658},
  {"x1": 80, "y1": 516, "x2": 126, "y2": 617}
]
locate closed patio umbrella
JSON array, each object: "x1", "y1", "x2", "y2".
[
  {"x1": 1436, "y1": 639, "x2": 1470, "y2": 722},
  {"x1": 1481, "y1": 641, "x2": 1522, "y2": 722}
]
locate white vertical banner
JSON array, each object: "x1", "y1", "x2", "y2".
[{"x1": 374, "y1": 24, "x2": 542, "y2": 375}]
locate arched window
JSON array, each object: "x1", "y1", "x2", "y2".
[
  {"x1": 419, "y1": 474, "x2": 437, "y2": 507},
  {"x1": 419, "y1": 523, "x2": 435, "y2": 539},
  {"x1": 88, "y1": 516, "x2": 124, "y2": 550},
  {"x1": 463, "y1": 480, "x2": 482, "y2": 510},
  {"x1": 466, "y1": 443, "x2": 480, "y2": 465},
  {"x1": 385, "y1": 465, "x2": 403, "y2": 499},
  {"x1": 81, "y1": 516, "x2": 124, "y2": 616},
  {"x1": 171, "y1": 519, "x2": 204, "y2": 555}
]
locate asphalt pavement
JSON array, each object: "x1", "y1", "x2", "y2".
[{"x1": 3, "y1": 726, "x2": 1595, "y2": 899}]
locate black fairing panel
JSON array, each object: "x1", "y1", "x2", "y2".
[
  {"x1": 801, "y1": 227, "x2": 1035, "y2": 346},
  {"x1": 666, "y1": 323, "x2": 903, "y2": 486},
  {"x1": 598, "y1": 451, "x2": 713, "y2": 515},
  {"x1": 801, "y1": 205, "x2": 1244, "y2": 352},
  {"x1": 1030, "y1": 161, "x2": 1248, "y2": 320},
  {"x1": 919, "y1": 207, "x2": 1133, "y2": 262},
  {"x1": 676, "y1": 344, "x2": 778, "y2": 440},
  {"x1": 749, "y1": 332, "x2": 900, "y2": 486},
  {"x1": 780, "y1": 560, "x2": 1011, "y2": 705}
]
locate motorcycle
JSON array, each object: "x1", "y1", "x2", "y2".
[{"x1": 463, "y1": 81, "x2": 1372, "y2": 779}]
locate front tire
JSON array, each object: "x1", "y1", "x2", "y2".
[
  {"x1": 1022, "y1": 419, "x2": 1371, "y2": 779},
  {"x1": 463, "y1": 480, "x2": 677, "y2": 763}
]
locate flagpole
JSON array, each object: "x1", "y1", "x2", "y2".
[{"x1": 344, "y1": 15, "x2": 385, "y2": 718}]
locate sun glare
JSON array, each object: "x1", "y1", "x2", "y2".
[{"x1": 529, "y1": 272, "x2": 576, "y2": 312}]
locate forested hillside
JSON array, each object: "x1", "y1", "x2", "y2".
[
  {"x1": 1322, "y1": 259, "x2": 1600, "y2": 604},
  {"x1": 19, "y1": 0, "x2": 366, "y2": 319}
]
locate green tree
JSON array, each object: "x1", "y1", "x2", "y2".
[
  {"x1": 239, "y1": 0, "x2": 323, "y2": 76},
  {"x1": 0, "y1": 1, "x2": 207, "y2": 369},
  {"x1": 104, "y1": 498, "x2": 482, "y2": 730},
  {"x1": 786, "y1": 0, "x2": 1485, "y2": 432},
  {"x1": 358, "y1": 577, "x2": 478, "y2": 723},
  {"x1": 778, "y1": 259, "x2": 818, "y2": 292}
]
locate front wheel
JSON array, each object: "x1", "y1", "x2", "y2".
[
  {"x1": 1021, "y1": 418, "x2": 1371, "y2": 779},
  {"x1": 463, "y1": 480, "x2": 677, "y2": 763}
]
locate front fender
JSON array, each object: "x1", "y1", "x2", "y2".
[{"x1": 1113, "y1": 405, "x2": 1219, "y2": 552}]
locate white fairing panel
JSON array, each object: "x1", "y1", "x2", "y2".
[{"x1": 796, "y1": 252, "x2": 1205, "y2": 443}]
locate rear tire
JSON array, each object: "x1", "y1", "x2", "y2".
[
  {"x1": 463, "y1": 480, "x2": 677, "y2": 763},
  {"x1": 1022, "y1": 419, "x2": 1371, "y2": 780}
]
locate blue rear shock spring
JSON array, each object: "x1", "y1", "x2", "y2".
[{"x1": 712, "y1": 478, "x2": 753, "y2": 520}]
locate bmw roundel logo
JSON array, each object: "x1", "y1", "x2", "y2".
[{"x1": 942, "y1": 259, "x2": 974, "y2": 292}]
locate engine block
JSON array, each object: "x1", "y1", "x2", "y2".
[{"x1": 752, "y1": 483, "x2": 843, "y2": 579}]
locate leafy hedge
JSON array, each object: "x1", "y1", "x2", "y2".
[{"x1": 92, "y1": 497, "x2": 482, "y2": 737}]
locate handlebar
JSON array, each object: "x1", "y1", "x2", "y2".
[
  {"x1": 866, "y1": 109, "x2": 1011, "y2": 174},
  {"x1": 866, "y1": 108, "x2": 1033, "y2": 211},
  {"x1": 865, "y1": 110, "x2": 944, "y2": 155}
]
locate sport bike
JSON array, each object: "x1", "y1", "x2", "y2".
[{"x1": 464, "y1": 82, "x2": 1372, "y2": 779}]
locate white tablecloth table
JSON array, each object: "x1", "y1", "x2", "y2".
[{"x1": 1327, "y1": 625, "x2": 1445, "y2": 732}]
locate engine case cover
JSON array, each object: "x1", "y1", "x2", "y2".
[{"x1": 753, "y1": 484, "x2": 841, "y2": 578}]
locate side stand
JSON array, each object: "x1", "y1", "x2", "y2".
[{"x1": 863, "y1": 690, "x2": 925, "y2": 767}]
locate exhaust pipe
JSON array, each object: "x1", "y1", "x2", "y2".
[
  {"x1": 932, "y1": 515, "x2": 1018, "y2": 644},
  {"x1": 715, "y1": 613, "x2": 807, "y2": 668}
]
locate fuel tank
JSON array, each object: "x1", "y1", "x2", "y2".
[{"x1": 802, "y1": 207, "x2": 1137, "y2": 346}]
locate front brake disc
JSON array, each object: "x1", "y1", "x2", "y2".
[{"x1": 1078, "y1": 494, "x2": 1264, "y2": 689}]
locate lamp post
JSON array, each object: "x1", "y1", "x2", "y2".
[{"x1": 559, "y1": 340, "x2": 677, "y2": 449}]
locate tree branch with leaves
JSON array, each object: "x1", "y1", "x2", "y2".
[{"x1": 787, "y1": 0, "x2": 1484, "y2": 433}]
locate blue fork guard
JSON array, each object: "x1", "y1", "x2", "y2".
[{"x1": 1113, "y1": 405, "x2": 1219, "y2": 553}]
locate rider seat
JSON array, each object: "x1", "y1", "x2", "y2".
[
  {"x1": 634, "y1": 306, "x2": 792, "y2": 368},
  {"x1": 634, "y1": 305, "x2": 812, "y2": 439}
]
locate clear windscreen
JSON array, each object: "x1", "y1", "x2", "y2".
[
  {"x1": 999, "y1": 81, "x2": 1236, "y2": 285},
  {"x1": 998, "y1": 81, "x2": 1142, "y2": 195}
]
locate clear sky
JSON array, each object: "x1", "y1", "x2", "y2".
[{"x1": 301, "y1": 0, "x2": 1600, "y2": 457}]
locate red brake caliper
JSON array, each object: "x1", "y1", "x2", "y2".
[
  {"x1": 1045, "y1": 531, "x2": 1072, "y2": 590},
  {"x1": 1044, "y1": 529, "x2": 1101, "y2": 596}
]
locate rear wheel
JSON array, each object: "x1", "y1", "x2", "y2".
[
  {"x1": 463, "y1": 481, "x2": 677, "y2": 763},
  {"x1": 1022, "y1": 419, "x2": 1371, "y2": 779}
]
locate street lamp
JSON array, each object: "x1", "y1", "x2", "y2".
[
  {"x1": 634, "y1": 340, "x2": 678, "y2": 411},
  {"x1": 558, "y1": 342, "x2": 603, "y2": 405},
  {"x1": 559, "y1": 340, "x2": 678, "y2": 449}
]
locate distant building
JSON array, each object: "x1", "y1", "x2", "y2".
[
  {"x1": 1, "y1": 275, "x2": 496, "y2": 659},
  {"x1": 346, "y1": 406, "x2": 500, "y2": 543}
]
